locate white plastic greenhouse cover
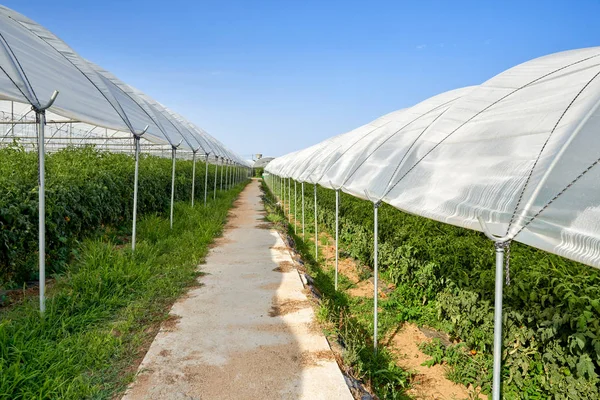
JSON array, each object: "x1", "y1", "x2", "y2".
[
  {"x1": 0, "y1": 5, "x2": 244, "y2": 163},
  {"x1": 267, "y1": 47, "x2": 600, "y2": 269}
]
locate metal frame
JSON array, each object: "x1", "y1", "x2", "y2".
[
  {"x1": 364, "y1": 190, "x2": 381, "y2": 353},
  {"x1": 131, "y1": 125, "x2": 149, "y2": 252},
  {"x1": 35, "y1": 90, "x2": 60, "y2": 313},
  {"x1": 302, "y1": 182, "x2": 305, "y2": 240},
  {"x1": 170, "y1": 140, "x2": 182, "y2": 229},
  {"x1": 204, "y1": 153, "x2": 210, "y2": 206},
  {"x1": 191, "y1": 149, "x2": 198, "y2": 207},
  {"x1": 477, "y1": 216, "x2": 510, "y2": 400},
  {"x1": 314, "y1": 183, "x2": 318, "y2": 261}
]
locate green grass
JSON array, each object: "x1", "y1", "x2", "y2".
[
  {"x1": 261, "y1": 180, "x2": 412, "y2": 400},
  {"x1": 0, "y1": 182, "x2": 246, "y2": 399}
]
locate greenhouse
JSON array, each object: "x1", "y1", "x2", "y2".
[
  {"x1": 0, "y1": 5, "x2": 250, "y2": 313},
  {"x1": 1, "y1": 2, "x2": 600, "y2": 399},
  {"x1": 266, "y1": 46, "x2": 600, "y2": 399}
]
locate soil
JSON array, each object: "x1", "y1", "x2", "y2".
[
  {"x1": 269, "y1": 299, "x2": 311, "y2": 317},
  {"x1": 161, "y1": 314, "x2": 181, "y2": 332},
  {"x1": 273, "y1": 261, "x2": 295, "y2": 273},
  {"x1": 390, "y1": 323, "x2": 487, "y2": 400},
  {"x1": 346, "y1": 277, "x2": 393, "y2": 299},
  {"x1": 0, "y1": 280, "x2": 54, "y2": 309}
]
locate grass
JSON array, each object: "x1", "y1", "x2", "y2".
[
  {"x1": 0, "y1": 182, "x2": 247, "y2": 399},
  {"x1": 261, "y1": 180, "x2": 412, "y2": 400}
]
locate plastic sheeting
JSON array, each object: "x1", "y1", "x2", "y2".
[
  {"x1": 267, "y1": 47, "x2": 600, "y2": 269},
  {"x1": 0, "y1": 5, "x2": 248, "y2": 166}
]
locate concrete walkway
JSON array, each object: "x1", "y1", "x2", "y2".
[{"x1": 123, "y1": 180, "x2": 352, "y2": 400}]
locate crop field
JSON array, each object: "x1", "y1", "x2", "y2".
[
  {"x1": 0, "y1": 145, "x2": 225, "y2": 289},
  {"x1": 263, "y1": 180, "x2": 600, "y2": 399},
  {"x1": 0, "y1": 145, "x2": 247, "y2": 398}
]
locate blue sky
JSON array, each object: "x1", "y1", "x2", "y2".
[{"x1": 4, "y1": 0, "x2": 599, "y2": 159}]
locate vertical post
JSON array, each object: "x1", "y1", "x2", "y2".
[
  {"x1": 213, "y1": 158, "x2": 218, "y2": 200},
  {"x1": 302, "y1": 182, "x2": 305, "y2": 240},
  {"x1": 283, "y1": 177, "x2": 286, "y2": 213},
  {"x1": 294, "y1": 181, "x2": 297, "y2": 234},
  {"x1": 492, "y1": 243, "x2": 505, "y2": 400},
  {"x1": 191, "y1": 150, "x2": 197, "y2": 207},
  {"x1": 34, "y1": 90, "x2": 59, "y2": 314},
  {"x1": 37, "y1": 110, "x2": 46, "y2": 313},
  {"x1": 314, "y1": 184, "x2": 318, "y2": 261},
  {"x1": 132, "y1": 135, "x2": 141, "y2": 251},
  {"x1": 220, "y1": 159, "x2": 224, "y2": 191},
  {"x1": 204, "y1": 154, "x2": 209, "y2": 207},
  {"x1": 335, "y1": 189, "x2": 339, "y2": 290},
  {"x1": 225, "y1": 161, "x2": 229, "y2": 189},
  {"x1": 288, "y1": 177, "x2": 291, "y2": 222},
  {"x1": 373, "y1": 201, "x2": 380, "y2": 353},
  {"x1": 11, "y1": 101, "x2": 14, "y2": 137},
  {"x1": 170, "y1": 146, "x2": 177, "y2": 229},
  {"x1": 228, "y1": 162, "x2": 232, "y2": 188}
]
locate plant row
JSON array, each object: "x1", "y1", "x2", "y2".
[
  {"x1": 0, "y1": 145, "x2": 244, "y2": 288},
  {"x1": 270, "y1": 178, "x2": 600, "y2": 399},
  {"x1": 0, "y1": 183, "x2": 246, "y2": 399}
]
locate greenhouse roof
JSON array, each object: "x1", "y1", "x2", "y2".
[
  {"x1": 0, "y1": 5, "x2": 246, "y2": 165},
  {"x1": 267, "y1": 47, "x2": 600, "y2": 269}
]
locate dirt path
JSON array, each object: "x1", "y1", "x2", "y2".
[{"x1": 122, "y1": 180, "x2": 352, "y2": 400}]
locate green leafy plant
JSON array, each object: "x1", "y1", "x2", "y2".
[
  {"x1": 0, "y1": 145, "x2": 222, "y2": 288},
  {"x1": 270, "y1": 179, "x2": 600, "y2": 398}
]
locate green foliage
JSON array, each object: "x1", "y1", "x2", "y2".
[
  {"x1": 0, "y1": 145, "x2": 224, "y2": 288},
  {"x1": 273, "y1": 180, "x2": 600, "y2": 398},
  {"x1": 0, "y1": 181, "x2": 245, "y2": 399},
  {"x1": 253, "y1": 167, "x2": 264, "y2": 177}
]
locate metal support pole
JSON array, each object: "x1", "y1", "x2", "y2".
[
  {"x1": 373, "y1": 201, "x2": 380, "y2": 353},
  {"x1": 225, "y1": 162, "x2": 229, "y2": 189},
  {"x1": 191, "y1": 150, "x2": 197, "y2": 207},
  {"x1": 302, "y1": 182, "x2": 305, "y2": 240},
  {"x1": 288, "y1": 177, "x2": 291, "y2": 222},
  {"x1": 131, "y1": 127, "x2": 148, "y2": 252},
  {"x1": 204, "y1": 154, "x2": 209, "y2": 206},
  {"x1": 213, "y1": 159, "x2": 218, "y2": 200},
  {"x1": 35, "y1": 90, "x2": 59, "y2": 314},
  {"x1": 294, "y1": 181, "x2": 297, "y2": 234},
  {"x1": 314, "y1": 184, "x2": 318, "y2": 261},
  {"x1": 37, "y1": 110, "x2": 46, "y2": 314},
  {"x1": 283, "y1": 177, "x2": 286, "y2": 213},
  {"x1": 335, "y1": 189, "x2": 339, "y2": 290},
  {"x1": 492, "y1": 243, "x2": 505, "y2": 400},
  {"x1": 170, "y1": 145, "x2": 177, "y2": 229},
  {"x1": 220, "y1": 159, "x2": 224, "y2": 191},
  {"x1": 476, "y1": 215, "x2": 509, "y2": 400}
]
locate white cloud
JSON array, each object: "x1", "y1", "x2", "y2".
[{"x1": 416, "y1": 44, "x2": 427, "y2": 50}]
